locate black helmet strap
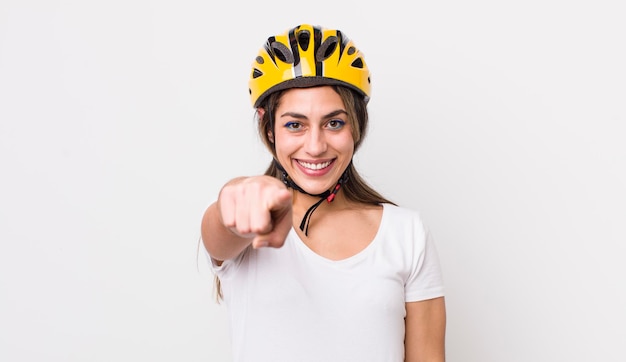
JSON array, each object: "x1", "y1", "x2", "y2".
[{"x1": 273, "y1": 159, "x2": 348, "y2": 236}]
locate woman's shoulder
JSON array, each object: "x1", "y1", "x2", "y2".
[{"x1": 378, "y1": 203, "x2": 429, "y2": 239}]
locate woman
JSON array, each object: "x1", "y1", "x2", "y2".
[{"x1": 201, "y1": 24, "x2": 446, "y2": 361}]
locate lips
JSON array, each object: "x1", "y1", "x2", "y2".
[
  {"x1": 293, "y1": 159, "x2": 336, "y2": 178},
  {"x1": 296, "y1": 160, "x2": 332, "y2": 170}
]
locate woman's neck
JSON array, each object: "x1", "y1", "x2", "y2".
[{"x1": 292, "y1": 189, "x2": 349, "y2": 214}]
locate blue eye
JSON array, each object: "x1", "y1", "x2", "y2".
[{"x1": 327, "y1": 119, "x2": 345, "y2": 130}]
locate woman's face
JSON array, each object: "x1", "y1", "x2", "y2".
[{"x1": 271, "y1": 86, "x2": 355, "y2": 195}]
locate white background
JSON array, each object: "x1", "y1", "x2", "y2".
[{"x1": 1, "y1": 1, "x2": 625, "y2": 361}]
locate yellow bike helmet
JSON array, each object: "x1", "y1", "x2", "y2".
[{"x1": 249, "y1": 24, "x2": 371, "y2": 108}]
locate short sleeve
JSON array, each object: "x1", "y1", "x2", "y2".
[
  {"x1": 202, "y1": 240, "x2": 249, "y2": 280},
  {"x1": 405, "y1": 222, "x2": 445, "y2": 302}
]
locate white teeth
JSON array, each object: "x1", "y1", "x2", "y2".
[{"x1": 298, "y1": 160, "x2": 331, "y2": 170}]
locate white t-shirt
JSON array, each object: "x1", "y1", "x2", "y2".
[{"x1": 209, "y1": 203, "x2": 445, "y2": 362}]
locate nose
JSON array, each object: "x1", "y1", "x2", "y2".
[{"x1": 304, "y1": 128, "x2": 327, "y2": 156}]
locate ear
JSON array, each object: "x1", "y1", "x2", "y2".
[
  {"x1": 257, "y1": 107, "x2": 274, "y2": 143},
  {"x1": 256, "y1": 107, "x2": 266, "y2": 121}
]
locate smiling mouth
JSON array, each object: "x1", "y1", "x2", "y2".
[{"x1": 296, "y1": 160, "x2": 333, "y2": 170}]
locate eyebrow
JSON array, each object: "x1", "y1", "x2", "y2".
[{"x1": 279, "y1": 109, "x2": 348, "y2": 119}]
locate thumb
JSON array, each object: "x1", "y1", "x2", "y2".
[{"x1": 267, "y1": 188, "x2": 292, "y2": 212}]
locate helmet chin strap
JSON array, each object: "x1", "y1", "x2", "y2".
[{"x1": 273, "y1": 159, "x2": 349, "y2": 236}]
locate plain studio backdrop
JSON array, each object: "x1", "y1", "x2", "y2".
[{"x1": 1, "y1": 1, "x2": 624, "y2": 361}]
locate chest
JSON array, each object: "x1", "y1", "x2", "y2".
[
  {"x1": 294, "y1": 206, "x2": 382, "y2": 260},
  {"x1": 228, "y1": 243, "x2": 408, "y2": 361}
]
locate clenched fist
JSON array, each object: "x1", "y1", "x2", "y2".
[{"x1": 215, "y1": 176, "x2": 293, "y2": 250}]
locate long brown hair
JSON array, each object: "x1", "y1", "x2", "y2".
[{"x1": 214, "y1": 85, "x2": 394, "y2": 302}]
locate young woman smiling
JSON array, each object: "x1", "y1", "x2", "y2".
[{"x1": 201, "y1": 24, "x2": 446, "y2": 362}]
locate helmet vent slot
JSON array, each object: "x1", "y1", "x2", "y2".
[
  {"x1": 252, "y1": 68, "x2": 263, "y2": 79},
  {"x1": 351, "y1": 58, "x2": 364, "y2": 69},
  {"x1": 317, "y1": 36, "x2": 338, "y2": 61},
  {"x1": 297, "y1": 30, "x2": 311, "y2": 51},
  {"x1": 270, "y1": 42, "x2": 294, "y2": 64}
]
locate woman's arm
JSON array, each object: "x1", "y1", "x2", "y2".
[
  {"x1": 201, "y1": 176, "x2": 293, "y2": 263},
  {"x1": 405, "y1": 296, "x2": 447, "y2": 362}
]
